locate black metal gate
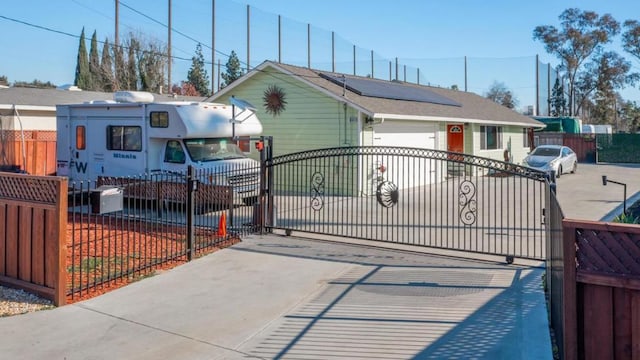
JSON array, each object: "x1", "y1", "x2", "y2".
[{"x1": 261, "y1": 145, "x2": 552, "y2": 261}]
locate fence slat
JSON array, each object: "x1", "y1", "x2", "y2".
[
  {"x1": 5, "y1": 205, "x2": 18, "y2": 278},
  {"x1": 633, "y1": 292, "x2": 640, "y2": 359},
  {"x1": 613, "y1": 287, "x2": 632, "y2": 360},
  {"x1": 31, "y1": 208, "x2": 46, "y2": 286},
  {"x1": 0, "y1": 204, "x2": 5, "y2": 276},
  {"x1": 18, "y1": 206, "x2": 32, "y2": 282},
  {"x1": 583, "y1": 284, "x2": 614, "y2": 360}
]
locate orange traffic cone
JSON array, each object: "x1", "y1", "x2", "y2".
[{"x1": 217, "y1": 212, "x2": 227, "y2": 237}]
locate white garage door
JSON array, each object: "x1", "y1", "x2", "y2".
[{"x1": 372, "y1": 122, "x2": 438, "y2": 189}]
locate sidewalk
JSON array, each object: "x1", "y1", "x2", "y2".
[{"x1": 0, "y1": 235, "x2": 552, "y2": 359}]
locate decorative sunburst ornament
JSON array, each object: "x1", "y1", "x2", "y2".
[{"x1": 263, "y1": 84, "x2": 287, "y2": 116}]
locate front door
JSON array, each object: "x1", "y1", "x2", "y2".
[{"x1": 447, "y1": 124, "x2": 464, "y2": 154}]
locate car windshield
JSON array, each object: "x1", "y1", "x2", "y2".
[
  {"x1": 184, "y1": 138, "x2": 246, "y2": 162},
  {"x1": 531, "y1": 147, "x2": 560, "y2": 157}
]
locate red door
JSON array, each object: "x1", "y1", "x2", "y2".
[{"x1": 447, "y1": 124, "x2": 464, "y2": 157}]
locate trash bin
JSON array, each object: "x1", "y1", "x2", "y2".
[{"x1": 90, "y1": 185, "x2": 123, "y2": 214}]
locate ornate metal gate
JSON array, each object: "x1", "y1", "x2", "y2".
[{"x1": 261, "y1": 146, "x2": 551, "y2": 261}]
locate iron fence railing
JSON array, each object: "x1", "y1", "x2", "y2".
[{"x1": 66, "y1": 163, "x2": 261, "y2": 300}]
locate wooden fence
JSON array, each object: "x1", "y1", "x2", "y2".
[
  {"x1": 0, "y1": 130, "x2": 57, "y2": 175},
  {"x1": 534, "y1": 133, "x2": 597, "y2": 163},
  {"x1": 562, "y1": 219, "x2": 640, "y2": 360},
  {"x1": 0, "y1": 173, "x2": 67, "y2": 306}
]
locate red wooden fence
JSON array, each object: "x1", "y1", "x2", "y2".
[
  {"x1": 563, "y1": 219, "x2": 640, "y2": 360},
  {"x1": 0, "y1": 130, "x2": 57, "y2": 175},
  {"x1": 0, "y1": 173, "x2": 67, "y2": 306}
]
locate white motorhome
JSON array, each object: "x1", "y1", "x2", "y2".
[{"x1": 56, "y1": 91, "x2": 263, "y2": 204}]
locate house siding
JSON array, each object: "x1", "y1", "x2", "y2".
[{"x1": 214, "y1": 69, "x2": 359, "y2": 158}]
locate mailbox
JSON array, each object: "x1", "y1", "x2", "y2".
[{"x1": 90, "y1": 186, "x2": 123, "y2": 214}]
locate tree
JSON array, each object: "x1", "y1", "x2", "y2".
[
  {"x1": 88, "y1": 30, "x2": 102, "y2": 91},
  {"x1": 619, "y1": 100, "x2": 640, "y2": 133},
  {"x1": 186, "y1": 43, "x2": 210, "y2": 96},
  {"x1": 533, "y1": 8, "x2": 620, "y2": 116},
  {"x1": 171, "y1": 81, "x2": 200, "y2": 96},
  {"x1": 220, "y1": 50, "x2": 243, "y2": 88},
  {"x1": 111, "y1": 33, "x2": 167, "y2": 92},
  {"x1": 125, "y1": 37, "x2": 139, "y2": 90},
  {"x1": 549, "y1": 78, "x2": 566, "y2": 116},
  {"x1": 0, "y1": 76, "x2": 8, "y2": 86},
  {"x1": 100, "y1": 38, "x2": 115, "y2": 92},
  {"x1": 74, "y1": 28, "x2": 91, "y2": 90},
  {"x1": 574, "y1": 51, "x2": 636, "y2": 122},
  {"x1": 622, "y1": 20, "x2": 640, "y2": 63},
  {"x1": 136, "y1": 37, "x2": 167, "y2": 92},
  {"x1": 12, "y1": 79, "x2": 56, "y2": 88},
  {"x1": 485, "y1": 81, "x2": 518, "y2": 109}
]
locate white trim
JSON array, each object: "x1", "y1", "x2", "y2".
[
  {"x1": 373, "y1": 113, "x2": 545, "y2": 128},
  {"x1": 0, "y1": 104, "x2": 55, "y2": 111}
]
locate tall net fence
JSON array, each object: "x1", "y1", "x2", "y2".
[{"x1": 186, "y1": 1, "x2": 557, "y2": 115}]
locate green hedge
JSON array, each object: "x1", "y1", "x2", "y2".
[{"x1": 596, "y1": 134, "x2": 640, "y2": 163}]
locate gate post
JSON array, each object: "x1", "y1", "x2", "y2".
[
  {"x1": 186, "y1": 165, "x2": 196, "y2": 260},
  {"x1": 257, "y1": 136, "x2": 274, "y2": 234}
]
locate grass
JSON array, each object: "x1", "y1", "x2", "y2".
[{"x1": 613, "y1": 199, "x2": 640, "y2": 224}]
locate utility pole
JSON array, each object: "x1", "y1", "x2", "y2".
[
  {"x1": 168, "y1": 0, "x2": 172, "y2": 93},
  {"x1": 115, "y1": 0, "x2": 119, "y2": 86}
]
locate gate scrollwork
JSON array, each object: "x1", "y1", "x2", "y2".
[
  {"x1": 459, "y1": 180, "x2": 477, "y2": 225},
  {"x1": 310, "y1": 172, "x2": 325, "y2": 211}
]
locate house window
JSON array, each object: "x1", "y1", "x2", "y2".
[
  {"x1": 150, "y1": 112, "x2": 169, "y2": 127},
  {"x1": 76, "y1": 126, "x2": 86, "y2": 150},
  {"x1": 107, "y1": 126, "x2": 142, "y2": 151},
  {"x1": 523, "y1": 128, "x2": 530, "y2": 148},
  {"x1": 480, "y1": 126, "x2": 503, "y2": 150}
]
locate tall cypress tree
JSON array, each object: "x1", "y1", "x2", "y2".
[
  {"x1": 88, "y1": 30, "x2": 102, "y2": 91},
  {"x1": 187, "y1": 43, "x2": 210, "y2": 96},
  {"x1": 126, "y1": 38, "x2": 138, "y2": 90},
  {"x1": 100, "y1": 38, "x2": 115, "y2": 92},
  {"x1": 550, "y1": 78, "x2": 566, "y2": 117},
  {"x1": 74, "y1": 28, "x2": 90, "y2": 89}
]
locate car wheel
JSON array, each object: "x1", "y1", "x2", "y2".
[
  {"x1": 571, "y1": 162, "x2": 577, "y2": 173},
  {"x1": 556, "y1": 166, "x2": 562, "y2": 179}
]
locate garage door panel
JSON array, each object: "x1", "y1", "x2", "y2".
[{"x1": 373, "y1": 123, "x2": 438, "y2": 188}]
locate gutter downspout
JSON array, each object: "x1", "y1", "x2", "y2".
[{"x1": 13, "y1": 105, "x2": 27, "y2": 172}]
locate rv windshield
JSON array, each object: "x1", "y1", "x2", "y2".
[{"x1": 184, "y1": 138, "x2": 247, "y2": 162}]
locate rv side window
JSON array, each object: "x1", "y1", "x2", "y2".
[
  {"x1": 150, "y1": 112, "x2": 169, "y2": 127},
  {"x1": 76, "y1": 126, "x2": 86, "y2": 150},
  {"x1": 107, "y1": 126, "x2": 142, "y2": 151}
]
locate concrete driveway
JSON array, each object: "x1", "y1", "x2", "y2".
[
  {"x1": 554, "y1": 163, "x2": 640, "y2": 221},
  {"x1": 0, "y1": 235, "x2": 552, "y2": 360}
]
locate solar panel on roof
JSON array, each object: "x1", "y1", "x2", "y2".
[{"x1": 319, "y1": 73, "x2": 461, "y2": 107}]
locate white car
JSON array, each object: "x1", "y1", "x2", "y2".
[{"x1": 523, "y1": 145, "x2": 577, "y2": 178}]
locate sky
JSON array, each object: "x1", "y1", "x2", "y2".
[{"x1": 1, "y1": 0, "x2": 639, "y2": 112}]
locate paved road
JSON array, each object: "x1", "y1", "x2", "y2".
[{"x1": 554, "y1": 163, "x2": 640, "y2": 221}]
